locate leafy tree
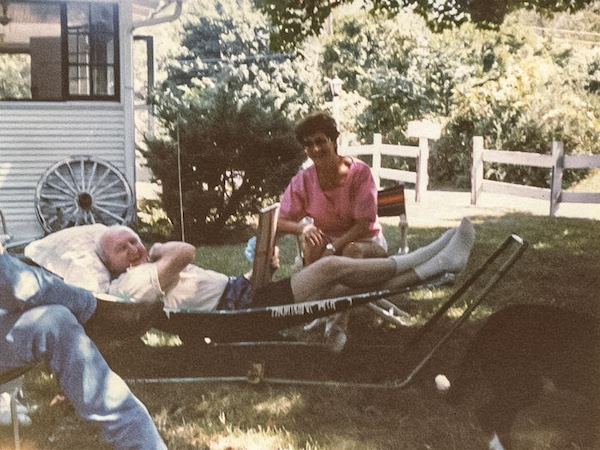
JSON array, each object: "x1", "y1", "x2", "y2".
[
  {"x1": 142, "y1": 0, "x2": 322, "y2": 243},
  {"x1": 318, "y1": 7, "x2": 600, "y2": 189},
  {"x1": 255, "y1": 0, "x2": 595, "y2": 50},
  {"x1": 143, "y1": 91, "x2": 304, "y2": 244},
  {"x1": 431, "y1": 14, "x2": 600, "y2": 188},
  {"x1": 142, "y1": 0, "x2": 600, "y2": 225},
  {"x1": 321, "y1": 11, "x2": 462, "y2": 144},
  {"x1": 157, "y1": 0, "x2": 323, "y2": 120},
  {"x1": 0, "y1": 54, "x2": 31, "y2": 99}
]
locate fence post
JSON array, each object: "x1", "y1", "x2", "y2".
[
  {"x1": 372, "y1": 133, "x2": 382, "y2": 189},
  {"x1": 550, "y1": 141, "x2": 564, "y2": 217},
  {"x1": 471, "y1": 136, "x2": 484, "y2": 205},
  {"x1": 415, "y1": 137, "x2": 429, "y2": 203}
]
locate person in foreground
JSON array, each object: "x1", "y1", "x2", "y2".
[
  {"x1": 278, "y1": 111, "x2": 388, "y2": 265},
  {"x1": 0, "y1": 243, "x2": 167, "y2": 449},
  {"x1": 97, "y1": 218, "x2": 475, "y2": 315}
]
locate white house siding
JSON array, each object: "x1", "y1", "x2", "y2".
[
  {"x1": 0, "y1": 0, "x2": 182, "y2": 243},
  {"x1": 0, "y1": 103, "x2": 131, "y2": 242}
]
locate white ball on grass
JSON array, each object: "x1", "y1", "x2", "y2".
[{"x1": 435, "y1": 374, "x2": 451, "y2": 392}]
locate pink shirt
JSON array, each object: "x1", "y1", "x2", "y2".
[{"x1": 279, "y1": 158, "x2": 383, "y2": 239}]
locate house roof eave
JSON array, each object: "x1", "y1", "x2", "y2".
[{"x1": 132, "y1": 0, "x2": 183, "y2": 28}]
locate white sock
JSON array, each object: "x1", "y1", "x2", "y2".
[
  {"x1": 414, "y1": 218, "x2": 475, "y2": 280},
  {"x1": 390, "y1": 228, "x2": 456, "y2": 275}
]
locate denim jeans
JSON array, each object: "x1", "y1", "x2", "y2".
[{"x1": 0, "y1": 250, "x2": 166, "y2": 449}]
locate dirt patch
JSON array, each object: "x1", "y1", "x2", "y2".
[{"x1": 400, "y1": 189, "x2": 599, "y2": 228}]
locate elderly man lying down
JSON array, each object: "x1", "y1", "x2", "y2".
[
  {"x1": 93, "y1": 219, "x2": 475, "y2": 312},
  {"x1": 22, "y1": 221, "x2": 473, "y2": 350},
  {"x1": 24, "y1": 219, "x2": 474, "y2": 314}
]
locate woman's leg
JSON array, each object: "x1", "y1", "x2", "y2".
[{"x1": 305, "y1": 233, "x2": 388, "y2": 265}]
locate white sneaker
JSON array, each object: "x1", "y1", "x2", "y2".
[
  {"x1": 324, "y1": 324, "x2": 347, "y2": 353},
  {"x1": 303, "y1": 317, "x2": 327, "y2": 332}
]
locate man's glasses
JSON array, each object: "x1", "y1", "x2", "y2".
[{"x1": 302, "y1": 137, "x2": 330, "y2": 150}]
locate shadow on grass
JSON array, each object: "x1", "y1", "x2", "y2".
[{"x1": 3, "y1": 214, "x2": 599, "y2": 449}]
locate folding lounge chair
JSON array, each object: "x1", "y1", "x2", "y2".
[
  {"x1": 250, "y1": 203, "x2": 280, "y2": 293},
  {"x1": 4, "y1": 206, "x2": 527, "y2": 389},
  {"x1": 0, "y1": 211, "x2": 39, "y2": 254},
  {"x1": 377, "y1": 183, "x2": 409, "y2": 255},
  {"x1": 155, "y1": 201, "x2": 445, "y2": 344},
  {"x1": 135, "y1": 233, "x2": 526, "y2": 389},
  {"x1": 151, "y1": 202, "x2": 527, "y2": 390}
]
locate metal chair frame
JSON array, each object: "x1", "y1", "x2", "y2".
[
  {"x1": 151, "y1": 234, "x2": 527, "y2": 389},
  {"x1": 2, "y1": 206, "x2": 527, "y2": 391},
  {"x1": 0, "y1": 368, "x2": 30, "y2": 450}
]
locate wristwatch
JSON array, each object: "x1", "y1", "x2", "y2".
[{"x1": 325, "y1": 243, "x2": 336, "y2": 253}]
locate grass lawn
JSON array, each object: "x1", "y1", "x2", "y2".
[{"x1": 1, "y1": 213, "x2": 599, "y2": 449}]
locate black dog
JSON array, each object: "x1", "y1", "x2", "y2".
[{"x1": 438, "y1": 304, "x2": 600, "y2": 449}]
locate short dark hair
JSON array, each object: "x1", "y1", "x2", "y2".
[{"x1": 295, "y1": 112, "x2": 339, "y2": 143}]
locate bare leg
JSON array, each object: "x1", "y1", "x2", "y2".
[
  {"x1": 341, "y1": 241, "x2": 388, "y2": 259},
  {"x1": 290, "y1": 219, "x2": 475, "y2": 303},
  {"x1": 304, "y1": 239, "x2": 388, "y2": 265},
  {"x1": 291, "y1": 256, "x2": 403, "y2": 302}
]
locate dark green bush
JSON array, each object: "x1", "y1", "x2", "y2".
[
  {"x1": 143, "y1": 91, "x2": 304, "y2": 244},
  {"x1": 429, "y1": 120, "x2": 476, "y2": 190}
]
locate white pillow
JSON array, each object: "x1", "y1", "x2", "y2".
[{"x1": 24, "y1": 224, "x2": 110, "y2": 293}]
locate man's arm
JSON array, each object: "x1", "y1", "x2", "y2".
[{"x1": 148, "y1": 242, "x2": 196, "y2": 291}]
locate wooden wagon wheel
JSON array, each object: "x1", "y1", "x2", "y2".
[{"x1": 34, "y1": 156, "x2": 135, "y2": 233}]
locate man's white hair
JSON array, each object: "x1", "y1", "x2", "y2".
[{"x1": 95, "y1": 225, "x2": 141, "y2": 265}]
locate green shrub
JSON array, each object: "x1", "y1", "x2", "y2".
[
  {"x1": 143, "y1": 91, "x2": 304, "y2": 244},
  {"x1": 429, "y1": 120, "x2": 475, "y2": 190},
  {"x1": 132, "y1": 198, "x2": 174, "y2": 243}
]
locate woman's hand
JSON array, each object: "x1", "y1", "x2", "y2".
[{"x1": 302, "y1": 223, "x2": 326, "y2": 247}]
